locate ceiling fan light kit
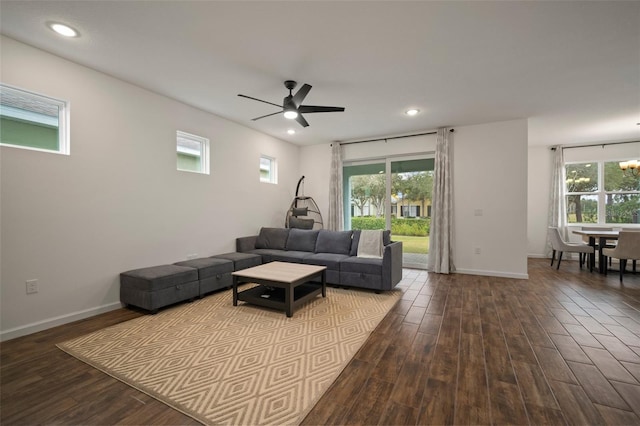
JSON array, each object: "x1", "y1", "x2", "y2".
[{"x1": 238, "y1": 80, "x2": 345, "y2": 128}]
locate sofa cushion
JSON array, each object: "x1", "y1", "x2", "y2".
[
  {"x1": 286, "y1": 228, "x2": 319, "y2": 252},
  {"x1": 268, "y1": 250, "x2": 314, "y2": 263},
  {"x1": 350, "y1": 229, "x2": 392, "y2": 256},
  {"x1": 120, "y1": 264, "x2": 198, "y2": 291},
  {"x1": 339, "y1": 256, "x2": 383, "y2": 275},
  {"x1": 249, "y1": 248, "x2": 313, "y2": 264},
  {"x1": 303, "y1": 252, "x2": 350, "y2": 271},
  {"x1": 174, "y1": 257, "x2": 233, "y2": 279},
  {"x1": 315, "y1": 230, "x2": 353, "y2": 255},
  {"x1": 210, "y1": 252, "x2": 262, "y2": 271},
  {"x1": 255, "y1": 227, "x2": 290, "y2": 250}
]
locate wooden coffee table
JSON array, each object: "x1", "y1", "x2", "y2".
[{"x1": 232, "y1": 261, "x2": 327, "y2": 317}]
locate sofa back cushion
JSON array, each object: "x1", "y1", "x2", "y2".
[
  {"x1": 286, "y1": 228, "x2": 320, "y2": 252},
  {"x1": 315, "y1": 230, "x2": 353, "y2": 255},
  {"x1": 350, "y1": 230, "x2": 392, "y2": 256},
  {"x1": 255, "y1": 227, "x2": 290, "y2": 250}
]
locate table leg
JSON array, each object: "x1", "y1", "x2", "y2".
[
  {"x1": 599, "y1": 237, "x2": 607, "y2": 274},
  {"x1": 232, "y1": 276, "x2": 238, "y2": 306},
  {"x1": 588, "y1": 236, "x2": 597, "y2": 273},
  {"x1": 286, "y1": 285, "x2": 293, "y2": 318},
  {"x1": 321, "y1": 270, "x2": 326, "y2": 297}
]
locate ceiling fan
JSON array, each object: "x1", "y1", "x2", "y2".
[{"x1": 238, "y1": 80, "x2": 345, "y2": 128}]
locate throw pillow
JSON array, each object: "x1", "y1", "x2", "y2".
[
  {"x1": 288, "y1": 216, "x2": 314, "y2": 229},
  {"x1": 351, "y1": 229, "x2": 391, "y2": 256},
  {"x1": 292, "y1": 207, "x2": 308, "y2": 217}
]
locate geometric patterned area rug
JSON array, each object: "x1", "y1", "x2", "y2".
[{"x1": 57, "y1": 286, "x2": 400, "y2": 425}]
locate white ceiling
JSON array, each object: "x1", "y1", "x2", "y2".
[{"x1": 1, "y1": 1, "x2": 638, "y2": 147}]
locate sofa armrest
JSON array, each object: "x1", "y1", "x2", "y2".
[
  {"x1": 382, "y1": 241, "x2": 403, "y2": 290},
  {"x1": 236, "y1": 235, "x2": 258, "y2": 253}
]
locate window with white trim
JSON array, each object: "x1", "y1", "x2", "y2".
[
  {"x1": 565, "y1": 160, "x2": 640, "y2": 224},
  {"x1": 177, "y1": 131, "x2": 209, "y2": 174},
  {"x1": 260, "y1": 155, "x2": 277, "y2": 183},
  {"x1": 0, "y1": 83, "x2": 69, "y2": 155}
]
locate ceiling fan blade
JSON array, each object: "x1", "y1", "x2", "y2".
[
  {"x1": 292, "y1": 84, "x2": 312, "y2": 107},
  {"x1": 295, "y1": 114, "x2": 309, "y2": 127},
  {"x1": 298, "y1": 105, "x2": 345, "y2": 114},
  {"x1": 237, "y1": 94, "x2": 282, "y2": 108},
  {"x1": 251, "y1": 111, "x2": 282, "y2": 121}
]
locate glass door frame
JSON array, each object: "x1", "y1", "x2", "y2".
[{"x1": 343, "y1": 153, "x2": 435, "y2": 268}]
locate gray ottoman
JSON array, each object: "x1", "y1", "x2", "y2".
[
  {"x1": 174, "y1": 257, "x2": 233, "y2": 296},
  {"x1": 120, "y1": 264, "x2": 199, "y2": 314},
  {"x1": 211, "y1": 252, "x2": 262, "y2": 271}
]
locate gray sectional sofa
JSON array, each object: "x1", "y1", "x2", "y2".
[{"x1": 237, "y1": 227, "x2": 403, "y2": 292}]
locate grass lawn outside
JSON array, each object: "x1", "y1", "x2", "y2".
[{"x1": 393, "y1": 235, "x2": 429, "y2": 254}]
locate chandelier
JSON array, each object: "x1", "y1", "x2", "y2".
[{"x1": 619, "y1": 160, "x2": 639, "y2": 177}]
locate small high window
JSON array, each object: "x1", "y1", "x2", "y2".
[
  {"x1": 0, "y1": 84, "x2": 69, "y2": 155},
  {"x1": 177, "y1": 131, "x2": 209, "y2": 174},
  {"x1": 260, "y1": 155, "x2": 277, "y2": 183}
]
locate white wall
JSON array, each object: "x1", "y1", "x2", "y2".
[
  {"x1": 0, "y1": 36, "x2": 300, "y2": 340},
  {"x1": 301, "y1": 119, "x2": 529, "y2": 279},
  {"x1": 298, "y1": 144, "x2": 332, "y2": 224},
  {"x1": 453, "y1": 120, "x2": 528, "y2": 278}
]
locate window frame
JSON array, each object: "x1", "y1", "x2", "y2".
[
  {"x1": 0, "y1": 83, "x2": 70, "y2": 155},
  {"x1": 176, "y1": 130, "x2": 210, "y2": 175},
  {"x1": 260, "y1": 155, "x2": 277, "y2": 184},
  {"x1": 565, "y1": 159, "x2": 640, "y2": 225}
]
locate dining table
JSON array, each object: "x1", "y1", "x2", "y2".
[{"x1": 571, "y1": 229, "x2": 620, "y2": 274}]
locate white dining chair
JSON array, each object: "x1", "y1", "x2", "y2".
[
  {"x1": 601, "y1": 231, "x2": 640, "y2": 281},
  {"x1": 549, "y1": 227, "x2": 594, "y2": 272}
]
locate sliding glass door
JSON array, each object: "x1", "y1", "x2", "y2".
[
  {"x1": 343, "y1": 161, "x2": 387, "y2": 233},
  {"x1": 344, "y1": 156, "x2": 434, "y2": 268}
]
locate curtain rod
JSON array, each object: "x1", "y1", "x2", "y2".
[
  {"x1": 550, "y1": 140, "x2": 640, "y2": 151},
  {"x1": 335, "y1": 128, "x2": 454, "y2": 146}
]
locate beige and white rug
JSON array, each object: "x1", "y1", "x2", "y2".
[{"x1": 58, "y1": 286, "x2": 400, "y2": 425}]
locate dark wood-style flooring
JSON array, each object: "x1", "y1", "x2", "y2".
[{"x1": 2, "y1": 258, "x2": 640, "y2": 425}]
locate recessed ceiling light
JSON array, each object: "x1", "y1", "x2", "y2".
[
  {"x1": 405, "y1": 109, "x2": 419, "y2": 116},
  {"x1": 48, "y1": 22, "x2": 78, "y2": 37},
  {"x1": 287, "y1": 129, "x2": 296, "y2": 135}
]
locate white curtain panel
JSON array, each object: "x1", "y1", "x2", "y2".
[
  {"x1": 427, "y1": 128, "x2": 455, "y2": 274},
  {"x1": 328, "y1": 143, "x2": 344, "y2": 231},
  {"x1": 547, "y1": 146, "x2": 568, "y2": 256}
]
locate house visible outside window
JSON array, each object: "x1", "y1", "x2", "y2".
[
  {"x1": 0, "y1": 83, "x2": 69, "y2": 155},
  {"x1": 565, "y1": 161, "x2": 640, "y2": 224},
  {"x1": 260, "y1": 155, "x2": 277, "y2": 183},
  {"x1": 177, "y1": 130, "x2": 209, "y2": 174}
]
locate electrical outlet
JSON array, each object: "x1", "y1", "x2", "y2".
[
  {"x1": 474, "y1": 247, "x2": 481, "y2": 255},
  {"x1": 187, "y1": 253, "x2": 198, "y2": 260},
  {"x1": 26, "y1": 279, "x2": 38, "y2": 294}
]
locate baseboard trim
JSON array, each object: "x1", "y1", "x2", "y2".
[
  {"x1": 455, "y1": 269, "x2": 529, "y2": 280},
  {"x1": 1, "y1": 302, "x2": 123, "y2": 342}
]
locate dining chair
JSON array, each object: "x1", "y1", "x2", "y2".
[
  {"x1": 611, "y1": 228, "x2": 640, "y2": 271},
  {"x1": 602, "y1": 231, "x2": 640, "y2": 281},
  {"x1": 549, "y1": 227, "x2": 594, "y2": 272}
]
